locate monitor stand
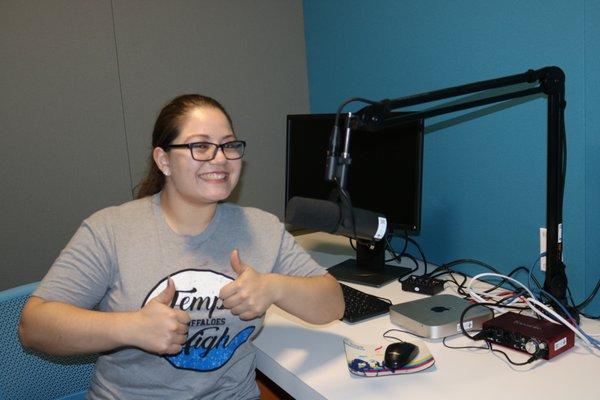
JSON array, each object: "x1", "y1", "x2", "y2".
[{"x1": 327, "y1": 240, "x2": 412, "y2": 287}]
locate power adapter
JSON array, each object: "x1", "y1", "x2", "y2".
[{"x1": 401, "y1": 275, "x2": 445, "y2": 295}]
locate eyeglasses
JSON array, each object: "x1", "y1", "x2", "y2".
[{"x1": 165, "y1": 140, "x2": 246, "y2": 161}]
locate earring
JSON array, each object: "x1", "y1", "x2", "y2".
[{"x1": 163, "y1": 170, "x2": 171, "y2": 176}]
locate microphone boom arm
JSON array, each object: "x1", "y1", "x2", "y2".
[{"x1": 351, "y1": 66, "x2": 568, "y2": 310}]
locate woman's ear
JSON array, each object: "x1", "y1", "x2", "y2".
[{"x1": 153, "y1": 147, "x2": 171, "y2": 176}]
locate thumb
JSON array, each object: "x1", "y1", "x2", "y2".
[
  {"x1": 230, "y1": 249, "x2": 248, "y2": 276},
  {"x1": 154, "y1": 277, "x2": 176, "y2": 306}
]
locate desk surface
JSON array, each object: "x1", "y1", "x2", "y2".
[{"x1": 253, "y1": 232, "x2": 600, "y2": 400}]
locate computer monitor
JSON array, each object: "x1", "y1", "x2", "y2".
[{"x1": 285, "y1": 113, "x2": 424, "y2": 286}]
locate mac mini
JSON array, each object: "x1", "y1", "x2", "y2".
[{"x1": 389, "y1": 294, "x2": 493, "y2": 339}]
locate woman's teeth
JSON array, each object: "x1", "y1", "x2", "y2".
[{"x1": 200, "y1": 172, "x2": 227, "y2": 180}]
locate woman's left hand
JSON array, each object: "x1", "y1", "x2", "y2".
[{"x1": 219, "y1": 249, "x2": 279, "y2": 320}]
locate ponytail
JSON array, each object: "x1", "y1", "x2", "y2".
[{"x1": 134, "y1": 157, "x2": 165, "y2": 199}]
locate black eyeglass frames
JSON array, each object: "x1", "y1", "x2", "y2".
[{"x1": 165, "y1": 140, "x2": 246, "y2": 161}]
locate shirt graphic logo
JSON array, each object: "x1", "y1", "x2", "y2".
[{"x1": 143, "y1": 269, "x2": 255, "y2": 372}]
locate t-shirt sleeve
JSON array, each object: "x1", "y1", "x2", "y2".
[
  {"x1": 32, "y1": 216, "x2": 114, "y2": 310},
  {"x1": 272, "y1": 229, "x2": 328, "y2": 277}
]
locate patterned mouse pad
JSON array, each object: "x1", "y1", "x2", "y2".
[{"x1": 343, "y1": 337, "x2": 435, "y2": 377}]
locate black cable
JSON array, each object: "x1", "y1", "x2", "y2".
[
  {"x1": 384, "y1": 236, "x2": 401, "y2": 263},
  {"x1": 455, "y1": 302, "x2": 540, "y2": 366},
  {"x1": 434, "y1": 258, "x2": 501, "y2": 275},
  {"x1": 442, "y1": 335, "x2": 489, "y2": 351},
  {"x1": 348, "y1": 238, "x2": 357, "y2": 251},
  {"x1": 405, "y1": 236, "x2": 428, "y2": 275},
  {"x1": 429, "y1": 259, "x2": 528, "y2": 294},
  {"x1": 331, "y1": 98, "x2": 376, "y2": 245},
  {"x1": 401, "y1": 253, "x2": 420, "y2": 274},
  {"x1": 484, "y1": 265, "x2": 532, "y2": 294},
  {"x1": 486, "y1": 341, "x2": 538, "y2": 366},
  {"x1": 383, "y1": 328, "x2": 426, "y2": 340},
  {"x1": 458, "y1": 302, "x2": 531, "y2": 340},
  {"x1": 337, "y1": 186, "x2": 357, "y2": 241},
  {"x1": 560, "y1": 117, "x2": 566, "y2": 231},
  {"x1": 401, "y1": 230, "x2": 409, "y2": 254},
  {"x1": 334, "y1": 97, "x2": 376, "y2": 126},
  {"x1": 384, "y1": 237, "x2": 418, "y2": 270},
  {"x1": 443, "y1": 332, "x2": 538, "y2": 366},
  {"x1": 431, "y1": 268, "x2": 527, "y2": 302},
  {"x1": 384, "y1": 236, "x2": 420, "y2": 280},
  {"x1": 575, "y1": 279, "x2": 600, "y2": 310},
  {"x1": 434, "y1": 270, "x2": 470, "y2": 297},
  {"x1": 385, "y1": 231, "x2": 409, "y2": 262},
  {"x1": 580, "y1": 312, "x2": 600, "y2": 320}
]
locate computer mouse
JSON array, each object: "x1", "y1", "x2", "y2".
[{"x1": 383, "y1": 341, "x2": 419, "y2": 370}]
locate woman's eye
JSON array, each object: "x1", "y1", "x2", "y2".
[{"x1": 194, "y1": 143, "x2": 211, "y2": 150}]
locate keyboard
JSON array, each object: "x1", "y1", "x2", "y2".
[{"x1": 340, "y1": 283, "x2": 392, "y2": 323}]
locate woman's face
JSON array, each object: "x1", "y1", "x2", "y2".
[{"x1": 157, "y1": 106, "x2": 242, "y2": 206}]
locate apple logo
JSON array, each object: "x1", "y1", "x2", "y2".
[{"x1": 431, "y1": 306, "x2": 450, "y2": 313}]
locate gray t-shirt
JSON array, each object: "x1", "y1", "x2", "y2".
[{"x1": 33, "y1": 194, "x2": 326, "y2": 399}]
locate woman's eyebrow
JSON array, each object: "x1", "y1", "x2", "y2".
[{"x1": 185, "y1": 133, "x2": 236, "y2": 142}]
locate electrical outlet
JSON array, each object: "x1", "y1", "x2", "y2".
[{"x1": 540, "y1": 227, "x2": 546, "y2": 272}]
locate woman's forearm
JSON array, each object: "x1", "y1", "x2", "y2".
[
  {"x1": 19, "y1": 296, "x2": 133, "y2": 355},
  {"x1": 269, "y1": 273, "x2": 344, "y2": 324},
  {"x1": 19, "y1": 287, "x2": 190, "y2": 356}
]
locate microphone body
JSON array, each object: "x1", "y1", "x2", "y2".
[
  {"x1": 285, "y1": 196, "x2": 388, "y2": 242},
  {"x1": 324, "y1": 125, "x2": 340, "y2": 182}
]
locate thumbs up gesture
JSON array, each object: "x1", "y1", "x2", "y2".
[
  {"x1": 219, "y1": 250, "x2": 278, "y2": 320},
  {"x1": 131, "y1": 278, "x2": 191, "y2": 355}
]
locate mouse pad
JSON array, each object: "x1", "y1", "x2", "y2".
[{"x1": 343, "y1": 337, "x2": 435, "y2": 377}]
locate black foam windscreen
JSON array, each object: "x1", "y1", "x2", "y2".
[{"x1": 285, "y1": 196, "x2": 340, "y2": 233}]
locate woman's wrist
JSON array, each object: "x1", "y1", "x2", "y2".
[
  {"x1": 265, "y1": 273, "x2": 285, "y2": 306},
  {"x1": 112, "y1": 311, "x2": 140, "y2": 348}
]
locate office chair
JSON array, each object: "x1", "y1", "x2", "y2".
[{"x1": 0, "y1": 282, "x2": 97, "y2": 400}]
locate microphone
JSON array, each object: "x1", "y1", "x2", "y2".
[
  {"x1": 285, "y1": 196, "x2": 388, "y2": 242},
  {"x1": 324, "y1": 124, "x2": 340, "y2": 182}
]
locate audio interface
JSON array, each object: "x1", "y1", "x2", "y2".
[
  {"x1": 401, "y1": 275, "x2": 445, "y2": 295},
  {"x1": 482, "y1": 312, "x2": 574, "y2": 360}
]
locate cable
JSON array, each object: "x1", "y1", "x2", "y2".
[
  {"x1": 466, "y1": 273, "x2": 537, "y2": 311},
  {"x1": 385, "y1": 231, "x2": 409, "y2": 262},
  {"x1": 443, "y1": 330, "x2": 538, "y2": 366},
  {"x1": 331, "y1": 98, "x2": 376, "y2": 244},
  {"x1": 580, "y1": 312, "x2": 600, "y2": 320},
  {"x1": 383, "y1": 328, "x2": 426, "y2": 340},
  {"x1": 486, "y1": 341, "x2": 538, "y2": 366},
  {"x1": 467, "y1": 272, "x2": 600, "y2": 350},
  {"x1": 431, "y1": 270, "x2": 470, "y2": 297},
  {"x1": 430, "y1": 267, "x2": 526, "y2": 301},
  {"x1": 428, "y1": 259, "x2": 529, "y2": 295},
  {"x1": 384, "y1": 236, "x2": 420, "y2": 278},
  {"x1": 575, "y1": 279, "x2": 600, "y2": 310},
  {"x1": 442, "y1": 335, "x2": 489, "y2": 351},
  {"x1": 337, "y1": 186, "x2": 357, "y2": 241},
  {"x1": 404, "y1": 236, "x2": 428, "y2": 276},
  {"x1": 348, "y1": 237, "x2": 357, "y2": 251}
]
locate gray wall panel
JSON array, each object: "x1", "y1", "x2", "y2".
[
  {"x1": 0, "y1": 1, "x2": 309, "y2": 290},
  {"x1": 0, "y1": 1, "x2": 133, "y2": 289},
  {"x1": 113, "y1": 0, "x2": 309, "y2": 215}
]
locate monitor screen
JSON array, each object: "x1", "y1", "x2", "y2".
[{"x1": 285, "y1": 113, "x2": 424, "y2": 234}]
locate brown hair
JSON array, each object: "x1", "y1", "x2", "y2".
[{"x1": 134, "y1": 94, "x2": 234, "y2": 199}]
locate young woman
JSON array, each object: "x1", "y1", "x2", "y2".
[{"x1": 19, "y1": 94, "x2": 344, "y2": 399}]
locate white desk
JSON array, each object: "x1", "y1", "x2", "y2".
[{"x1": 253, "y1": 233, "x2": 600, "y2": 400}]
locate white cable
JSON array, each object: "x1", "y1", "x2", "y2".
[
  {"x1": 466, "y1": 273, "x2": 536, "y2": 312},
  {"x1": 467, "y1": 272, "x2": 595, "y2": 349},
  {"x1": 525, "y1": 297, "x2": 592, "y2": 347}
]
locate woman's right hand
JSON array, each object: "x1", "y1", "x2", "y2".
[{"x1": 130, "y1": 278, "x2": 191, "y2": 355}]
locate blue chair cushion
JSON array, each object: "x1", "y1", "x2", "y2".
[{"x1": 0, "y1": 283, "x2": 97, "y2": 400}]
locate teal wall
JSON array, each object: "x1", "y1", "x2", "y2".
[{"x1": 303, "y1": 0, "x2": 599, "y2": 314}]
